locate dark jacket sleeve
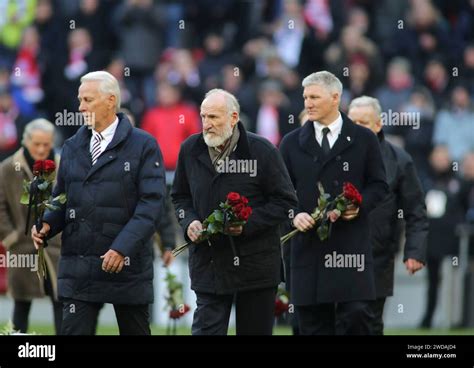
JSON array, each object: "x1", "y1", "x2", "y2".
[
  {"x1": 156, "y1": 190, "x2": 176, "y2": 250},
  {"x1": 279, "y1": 134, "x2": 302, "y2": 223},
  {"x1": 44, "y1": 146, "x2": 68, "y2": 240},
  {"x1": 241, "y1": 144, "x2": 298, "y2": 237},
  {"x1": 360, "y1": 129, "x2": 389, "y2": 213},
  {"x1": 110, "y1": 137, "x2": 166, "y2": 256},
  {"x1": 171, "y1": 143, "x2": 201, "y2": 242},
  {"x1": 396, "y1": 151, "x2": 428, "y2": 263}
]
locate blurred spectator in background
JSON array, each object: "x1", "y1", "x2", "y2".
[
  {"x1": 423, "y1": 58, "x2": 451, "y2": 109},
  {"x1": 272, "y1": 0, "x2": 306, "y2": 70},
  {"x1": 10, "y1": 26, "x2": 44, "y2": 116},
  {"x1": 247, "y1": 79, "x2": 296, "y2": 146},
  {"x1": 0, "y1": 89, "x2": 30, "y2": 162},
  {"x1": 393, "y1": 0, "x2": 450, "y2": 79},
  {"x1": 114, "y1": 0, "x2": 163, "y2": 111},
  {"x1": 73, "y1": 0, "x2": 117, "y2": 60},
  {"x1": 400, "y1": 87, "x2": 436, "y2": 184},
  {"x1": 340, "y1": 56, "x2": 375, "y2": 111},
  {"x1": 154, "y1": 48, "x2": 202, "y2": 106},
  {"x1": 432, "y1": 85, "x2": 474, "y2": 163},
  {"x1": 420, "y1": 145, "x2": 465, "y2": 328},
  {"x1": 0, "y1": 0, "x2": 37, "y2": 67},
  {"x1": 106, "y1": 57, "x2": 131, "y2": 111},
  {"x1": 0, "y1": 118, "x2": 62, "y2": 334},
  {"x1": 199, "y1": 32, "x2": 235, "y2": 92},
  {"x1": 141, "y1": 82, "x2": 200, "y2": 173},
  {"x1": 325, "y1": 24, "x2": 383, "y2": 87},
  {"x1": 375, "y1": 57, "x2": 415, "y2": 137},
  {"x1": 51, "y1": 27, "x2": 103, "y2": 141},
  {"x1": 461, "y1": 153, "x2": 474, "y2": 229},
  {"x1": 460, "y1": 44, "x2": 474, "y2": 96}
]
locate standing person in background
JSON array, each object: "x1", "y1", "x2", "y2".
[
  {"x1": 348, "y1": 96, "x2": 428, "y2": 334},
  {"x1": 0, "y1": 118, "x2": 62, "y2": 333}
]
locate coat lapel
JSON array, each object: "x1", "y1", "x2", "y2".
[
  {"x1": 298, "y1": 120, "x2": 322, "y2": 159},
  {"x1": 72, "y1": 113, "x2": 132, "y2": 181},
  {"x1": 320, "y1": 113, "x2": 356, "y2": 165},
  {"x1": 13, "y1": 148, "x2": 33, "y2": 180}
]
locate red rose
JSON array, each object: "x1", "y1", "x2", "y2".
[
  {"x1": 43, "y1": 160, "x2": 56, "y2": 173},
  {"x1": 241, "y1": 196, "x2": 249, "y2": 205},
  {"x1": 226, "y1": 192, "x2": 241, "y2": 205},
  {"x1": 169, "y1": 304, "x2": 190, "y2": 319},
  {"x1": 274, "y1": 299, "x2": 289, "y2": 317},
  {"x1": 32, "y1": 160, "x2": 44, "y2": 175},
  {"x1": 232, "y1": 203, "x2": 244, "y2": 214},
  {"x1": 343, "y1": 182, "x2": 362, "y2": 206},
  {"x1": 237, "y1": 206, "x2": 252, "y2": 221}
]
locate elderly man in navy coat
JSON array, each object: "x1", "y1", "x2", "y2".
[
  {"x1": 279, "y1": 71, "x2": 388, "y2": 335},
  {"x1": 32, "y1": 71, "x2": 166, "y2": 335}
]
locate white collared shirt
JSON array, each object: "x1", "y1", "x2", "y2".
[
  {"x1": 313, "y1": 113, "x2": 343, "y2": 149},
  {"x1": 89, "y1": 117, "x2": 119, "y2": 157}
]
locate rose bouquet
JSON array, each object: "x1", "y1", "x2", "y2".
[
  {"x1": 20, "y1": 159, "x2": 66, "y2": 279},
  {"x1": 171, "y1": 192, "x2": 252, "y2": 257},
  {"x1": 280, "y1": 182, "x2": 362, "y2": 244}
]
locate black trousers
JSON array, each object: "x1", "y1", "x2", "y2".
[
  {"x1": 420, "y1": 257, "x2": 441, "y2": 328},
  {"x1": 61, "y1": 299, "x2": 150, "y2": 335},
  {"x1": 296, "y1": 301, "x2": 373, "y2": 335},
  {"x1": 192, "y1": 287, "x2": 276, "y2": 335},
  {"x1": 368, "y1": 297, "x2": 386, "y2": 335}
]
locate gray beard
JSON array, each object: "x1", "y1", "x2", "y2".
[{"x1": 203, "y1": 123, "x2": 233, "y2": 147}]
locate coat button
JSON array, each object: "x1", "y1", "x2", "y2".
[
  {"x1": 80, "y1": 218, "x2": 85, "y2": 222},
  {"x1": 313, "y1": 156, "x2": 318, "y2": 162},
  {"x1": 333, "y1": 180, "x2": 339, "y2": 186},
  {"x1": 336, "y1": 155, "x2": 341, "y2": 161}
]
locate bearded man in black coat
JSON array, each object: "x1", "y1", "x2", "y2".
[
  {"x1": 279, "y1": 71, "x2": 388, "y2": 335},
  {"x1": 171, "y1": 89, "x2": 297, "y2": 335}
]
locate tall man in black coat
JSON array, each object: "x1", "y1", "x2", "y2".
[
  {"x1": 279, "y1": 71, "x2": 388, "y2": 335},
  {"x1": 32, "y1": 71, "x2": 166, "y2": 335},
  {"x1": 348, "y1": 96, "x2": 428, "y2": 334},
  {"x1": 171, "y1": 89, "x2": 297, "y2": 335}
]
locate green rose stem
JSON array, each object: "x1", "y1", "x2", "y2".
[
  {"x1": 171, "y1": 230, "x2": 207, "y2": 257},
  {"x1": 280, "y1": 207, "x2": 324, "y2": 245}
]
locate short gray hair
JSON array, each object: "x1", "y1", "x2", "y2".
[
  {"x1": 302, "y1": 71, "x2": 343, "y2": 96},
  {"x1": 80, "y1": 71, "x2": 121, "y2": 111},
  {"x1": 348, "y1": 95, "x2": 382, "y2": 117},
  {"x1": 22, "y1": 118, "x2": 55, "y2": 145},
  {"x1": 204, "y1": 88, "x2": 240, "y2": 115}
]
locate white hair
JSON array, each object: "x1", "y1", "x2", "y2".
[
  {"x1": 22, "y1": 118, "x2": 55, "y2": 145},
  {"x1": 348, "y1": 95, "x2": 382, "y2": 117},
  {"x1": 80, "y1": 71, "x2": 121, "y2": 111},
  {"x1": 204, "y1": 88, "x2": 240, "y2": 115},
  {"x1": 302, "y1": 71, "x2": 343, "y2": 96}
]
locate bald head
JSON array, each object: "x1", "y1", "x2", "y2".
[{"x1": 200, "y1": 89, "x2": 239, "y2": 148}]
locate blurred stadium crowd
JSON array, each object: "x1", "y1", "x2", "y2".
[{"x1": 1, "y1": 0, "x2": 474, "y2": 328}]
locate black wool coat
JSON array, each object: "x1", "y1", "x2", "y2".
[{"x1": 279, "y1": 113, "x2": 388, "y2": 305}]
